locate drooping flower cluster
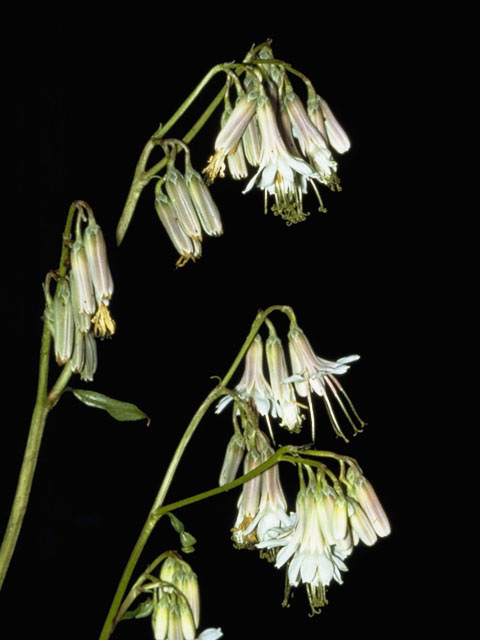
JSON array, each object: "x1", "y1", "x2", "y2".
[
  {"x1": 257, "y1": 464, "x2": 390, "y2": 614},
  {"x1": 204, "y1": 43, "x2": 350, "y2": 224},
  {"x1": 43, "y1": 204, "x2": 115, "y2": 381},
  {"x1": 154, "y1": 141, "x2": 223, "y2": 266},
  {"x1": 216, "y1": 317, "x2": 364, "y2": 442},
  {"x1": 151, "y1": 555, "x2": 223, "y2": 640}
]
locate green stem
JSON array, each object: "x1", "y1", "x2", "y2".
[
  {"x1": 111, "y1": 447, "x2": 293, "y2": 634},
  {"x1": 116, "y1": 64, "x2": 229, "y2": 246},
  {"x1": 0, "y1": 203, "x2": 77, "y2": 590},
  {"x1": 98, "y1": 385, "x2": 224, "y2": 640},
  {"x1": 99, "y1": 305, "x2": 294, "y2": 638}
]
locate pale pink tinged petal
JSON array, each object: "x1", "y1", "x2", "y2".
[{"x1": 319, "y1": 96, "x2": 351, "y2": 154}]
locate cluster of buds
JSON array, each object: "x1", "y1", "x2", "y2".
[
  {"x1": 204, "y1": 43, "x2": 350, "y2": 224},
  {"x1": 43, "y1": 204, "x2": 115, "y2": 381},
  {"x1": 216, "y1": 316, "x2": 365, "y2": 443},
  {"x1": 154, "y1": 140, "x2": 223, "y2": 266},
  {"x1": 257, "y1": 463, "x2": 391, "y2": 614},
  {"x1": 150, "y1": 555, "x2": 222, "y2": 640}
]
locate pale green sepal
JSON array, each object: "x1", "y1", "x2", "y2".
[{"x1": 68, "y1": 388, "x2": 150, "y2": 424}]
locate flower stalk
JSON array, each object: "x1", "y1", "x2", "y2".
[{"x1": 0, "y1": 202, "x2": 78, "y2": 589}]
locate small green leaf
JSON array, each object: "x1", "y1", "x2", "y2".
[
  {"x1": 68, "y1": 388, "x2": 150, "y2": 425},
  {"x1": 167, "y1": 513, "x2": 185, "y2": 534},
  {"x1": 120, "y1": 599, "x2": 153, "y2": 620}
]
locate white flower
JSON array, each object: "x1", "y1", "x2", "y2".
[
  {"x1": 243, "y1": 95, "x2": 317, "y2": 224},
  {"x1": 286, "y1": 324, "x2": 364, "y2": 441},
  {"x1": 197, "y1": 629, "x2": 223, "y2": 640},
  {"x1": 257, "y1": 479, "x2": 349, "y2": 613},
  {"x1": 284, "y1": 89, "x2": 339, "y2": 190},
  {"x1": 245, "y1": 460, "x2": 291, "y2": 548},
  {"x1": 215, "y1": 335, "x2": 276, "y2": 420},
  {"x1": 266, "y1": 330, "x2": 303, "y2": 433},
  {"x1": 204, "y1": 93, "x2": 257, "y2": 182}
]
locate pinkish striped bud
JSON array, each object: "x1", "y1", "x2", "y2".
[
  {"x1": 347, "y1": 468, "x2": 391, "y2": 537},
  {"x1": 164, "y1": 168, "x2": 202, "y2": 241},
  {"x1": 185, "y1": 168, "x2": 224, "y2": 237},
  {"x1": 219, "y1": 433, "x2": 245, "y2": 486}
]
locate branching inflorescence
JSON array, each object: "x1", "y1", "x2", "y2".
[{"x1": 1, "y1": 40, "x2": 390, "y2": 640}]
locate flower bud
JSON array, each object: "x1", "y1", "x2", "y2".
[
  {"x1": 179, "y1": 596, "x2": 196, "y2": 640},
  {"x1": 152, "y1": 590, "x2": 170, "y2": 640},
  {"x1": 347, "y1": 497, "x2": 378, "y2": 547},
  {"x1": 316, "y1": 483, "x2": 337, "y2": 546},
  {"x1": 155, "y1": 193, "x2": 197, "y2": 265},
  {"x1": 84, "y1": 216, "x2": 114, "y2": 307},
  {"x1": 226, "y1": 141, "x2": 249, "y2": 180},
  {"x1": 70, "y1": 327, "x2": 85, "y2": 374},
  {"x1": 80, "y1": 332, "x2": 97, "y2": 381},
  {"x1": 69, "y1": 270, "x2": 93, "y2": 333},
  {"x1": 347, "y1": 468, "x2": 391, "y2": 537},
  {"x1": 160, "y1": 556, "x2": 200, "y2": 628},
  {"x1": 332, "y1": 493, "x2": 349, "y2": 541},
  {"x1": 185, "y1": 168, "x2": 223, "y2": 237},
  {"x1": 309, "y1": 95, "x2": 351, "y2": 154},
  {"x1": 242, "y1": 115, "x2": 262, "y2": 168},
  {"x1": 52, "y1": 277, "x2": 74, "y2": 365}
]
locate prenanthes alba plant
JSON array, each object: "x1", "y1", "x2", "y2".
[{"x1": 2, "y1": 40, "x2": 390, "y2": 640}]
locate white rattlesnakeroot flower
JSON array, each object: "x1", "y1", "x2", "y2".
[
  {"x1": 42, "y1": 205, "x2": 114, "y2": 381},
  {"x1": 286, "y1": 324, "x2": 364, "y2": 441},
  {"x1": 204, "y1": 92, "x2": 257, "y2": 183},
  {"x1": 244, "y1": 94, "x2": 317, "y2": 224},
  {"x1": 245, "y1": 456, "x2": 291, "y2": 558},
  {"x1": 84, "y1": 211, "x2": 115, "y2": 339},
  {"x1": 257, "y1": 463, "x2": 390, "y2": 614},
  {"x1": 230, "y1": 431, "x2": 289, "y2": 554},
  {"x1": 215, "y1": 334, "x2": 277, "y2": 424},
  {"x1": 284, "y1": 89, "x2": 339, "y2": 190},
  {"x1": 231, "y1": 449, "x2": 262, "y2": 549},
  {"x1": 257, "y1": 470, "x2": 348, "y2": 613}
]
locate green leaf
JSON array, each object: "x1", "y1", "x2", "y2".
[
  {"x1": 68, "y1": 388, "x2": 150, "y2": 425},
  {"x1": 120, "y1": 599, "x2": 153, "y2": 620}
]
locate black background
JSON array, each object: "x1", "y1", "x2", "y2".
[{"x1": 5, "y1": 6, "x2": 430, "y2": 638}]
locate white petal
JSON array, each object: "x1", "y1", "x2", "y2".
[
  {"x1": 198, "y1": 629, "x2": 223, "y2": 640},
  {"x1": 275, "y1": 540, "x2": 298, "y2": 569},
  {"x1": 215, "y1": 395, "x2": 233, "y2": 414}
]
